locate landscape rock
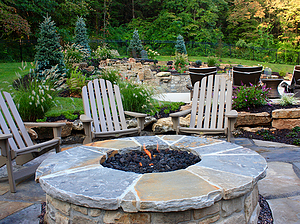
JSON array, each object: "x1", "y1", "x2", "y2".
[
  {"x1": 272, "y1": 118, "x2": 300, "y2": 129},
  {"x1": 235, "y1": 112, "x2": 271, "y2": 127},
  {"x1": 127, "y1": 117, "x2": 157, "y2": 129},
  {"x1": 272, "y1": 108, "x2": 300, "y2": 119},
  {"x1": 72, "y1": 119, "x2": 83, "y2": 131},
  {"x1": 26, "y1": 127, "x2": 38, "y2": 140},
  {"x1": 156, "y1": 72, "x2": 171, "y2": 77},
  {"x1": 152, "y1": 117, "x2": 190, "y2": 133}
]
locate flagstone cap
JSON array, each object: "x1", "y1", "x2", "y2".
[{"x1": 36, "y1": 135, "x2": 267, "y2": 212}]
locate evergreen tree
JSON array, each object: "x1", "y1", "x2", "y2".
[
  {"x1": 128, "y1": 29, "x2": 143, "y2": 58},
  {"x1": 34, "y1": 15, "x2": 66, "y2": 77},
  {"x1": 175, "y1": 35, "x2": 187, "y2": 54},
  {"x1": 74, "y1": 17, "x2": 91, "y2": 56}
]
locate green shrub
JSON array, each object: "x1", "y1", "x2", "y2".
[
  {"x1": 118, "y1": 80, "x2": 155, "y2": 113},
  {"x1": 207, "y1": 56, "x2": 219, "y2": 67},
  {"x1": 14, "y1": 77, "x2": 57, "y2": 121},
  {"x1": 232, "y1": 84, "x2": 270, "y2": 110},
  {"x1": 174, "y1": 53, "x2": 189, "y2": 71},
  {"x1": 146, "y1": 48, "x2": 160, "y2": 60},
  {"x1": 63, "y1": 43, "x2": 89, "y2": 72},
  {"x1": 100, "y1": 68, "x2": 121, "y2": 84},
  {"x1": 159, "y1": 65, "x2": 169, "y2": 72},
  {"x1": 175, "y1": 35, "x2": 187, "y2": 54},
  {"x1": 66, "y1": 67, "x2": 86, "y2": 95},
  {"x1": 195, "y1": 60, "x2": 202, "y2": 66},
  {"x1": 93, "y1": 44, "x2": 120, "y2": 60}
]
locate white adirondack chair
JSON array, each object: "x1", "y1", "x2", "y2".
[
  {"x1": 80, "y1": 79, "x2": 147, "y2": 144},
  {"x1": 0, "y1": 91, "x2": 65, "y2": 193},
  {"x1": 170, "y1": 75, "x2": 238, "y2": 142}
]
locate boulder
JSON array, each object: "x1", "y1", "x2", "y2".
[
  {"x1": 272, "y1": 108, "x2": 300, "y2": 119},
  {"x1": 152, "y1": 117, "x2": 190, "y2": 134},
  {"x1": 127, "y1": 116, "x2": 157, "y2": 129},
  {"x1": 272, "y1": 119, "x2": 300, "y2": 130},
  {"x1": 156, "y1": 72, "x2": 171, "y2": 77},
  {"x1": 26, "y1": 127, "x2": 38, "y2": 140},
  {"x1": 29, "y1": 121, "x2": 72, "y2": 139},
  {"x1": 73, "y1": 119, "x2": 83, "y2": 131},
  {"x1": 235, "y1": 112, "x2": 271, "y2": 127}
]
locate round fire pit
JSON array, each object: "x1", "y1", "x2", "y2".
[{"x1": 36, "y1": 135, "x2": 267, "y2": 224}]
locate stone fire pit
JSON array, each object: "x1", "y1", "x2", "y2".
[{"x1": 36, "y1": 135, "x2": 267, "y2": 223}]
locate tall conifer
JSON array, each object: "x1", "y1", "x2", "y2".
[
  {"x1": 175, "y1": 35, "x2": 187, "y2": 54},
  {"x1": 34, "y1": 15, "x2": 66, "y2": 76},
  {"x1": 74, "y1": 17, "x2": 91, "y2": 56}
]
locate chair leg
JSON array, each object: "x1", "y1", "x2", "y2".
[{"x1": 6, "y1": 154, "x2": 16, "y2": 193}]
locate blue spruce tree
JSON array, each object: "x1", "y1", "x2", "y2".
[
  {"x1": 74, "y1": 17, "x2": 91, "y2": 56},
  {"x1": 34, "y1": 15, "x2": 66, "y2": 77},
  {"x1": 128, "y1": 29, "x2": 143, "y2": 58},
  {"x1": 175, "y1": 35, "x2": 187, "y2": 54}
]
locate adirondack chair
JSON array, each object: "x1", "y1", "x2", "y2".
[
  {"x1": 232, "y1": 66, "x2": 263, "y2": 86},
  {"x1": 80, "y1": 79, "x2": 147, "y2": 144},
  {"x1": 0, "y1": 91, "x2": 65, "y2": 193},
  {"x1": 281, "y1": 65, "x2": 300, "y2": 97},
  {"x1": 187, "y1": 67, "x2": 217, "y2": 100},
  {"x1": 170, "y1": 75, "x2": 238, "y2": 142}
]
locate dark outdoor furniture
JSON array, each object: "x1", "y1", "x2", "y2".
[
  {"x1": 187, "y1": 67, "x2": 217, "y2": 100},
  {"x1": 261, "y1": 78, "x2": 284, "y2": 98},
  {"x1": 0, "y1": 91, "x2": 65, "y2": 193},
  {"x1": 282, "y1": 65, "x2": 300, "y2": 97},
  {"x1": 232, "y1": 66, "x2": 263, "y2": 86}
]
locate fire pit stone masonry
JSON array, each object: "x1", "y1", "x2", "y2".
[{"x1": 36, "y1": 135, "x2": 267, "y2": 224}]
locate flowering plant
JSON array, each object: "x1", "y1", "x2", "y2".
[
  {"x1": 232, "y1": 83, "x2": 270, "y2": 110},
  {"x1": 146, "y1": 48, "x2": 160, "y2": 60}
]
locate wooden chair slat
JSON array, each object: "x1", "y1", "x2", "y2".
[
  {"x1": 217, "y1": 77, "x2": 226, "y2": 129},
  {"x1": 190, "y1": 81, "x2": 200, "y2": 128},
  {"x1": 3, "y1": 92, "x2": 33, "y2": 147},
  {"x1": 87, "y1": 81, "x2": 101, "y2": 133},
  {"x1": 0, "y1": 93, "x2": 26, "y2": 149},
  {"x1": 0, "y1": 111, "x2": 18, "y2": 150},
  {"x1": 114, "y1": 84, "x2": 127, "y2": 130},
  {"x1": 196, "y1": 77, "x2": 207, "y2": 128},
  {"x1": 106, "y1": 80, "x2": 120, "y2": 131},
  {"x1": 210, "y1": 76, "x2": 220, "y2": 129},
  {"x1": 93, "y1": 79, "x2": 107, "y2": 132},
  {"x1": 203, "y1": 75, "x2": 213, "y2": 129},
  {"x1": 82, "y1": 86, "x2": 91, "y2": 119},
  {"x1": 100, "y1": 79, "x2": 114, "y2": 132}
]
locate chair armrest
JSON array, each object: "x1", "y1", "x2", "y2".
[
  {"x1": 124, "y1": 111, "x2": 147, "y2": 118},
  {"x1": 0, "y1": 134, "x2": 12, "y2": 157},
  {"x1": 80, "y1": 114, "x2": 93, "y2": 123},
  {"x1": 225, "y1": 110, "x2": 238, "y2": 118},
  {"x1": 0, "y1": 134, "x2": 12, "y2": 140},
  {"x1": 186, "y1": 84, "x2": 193, "y2": 91},
  {"x1": 24, "y1": 122, "x2": 66, "y2": 128},
  {"x1": 169, "y1": 109, "x2": 192, "y2": 118}
]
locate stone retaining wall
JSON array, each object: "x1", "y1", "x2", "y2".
[
  {"x1": 45, "y1": 184, "x2": 259, "y2": 224},
  {"x1": 236, "y1": 108, "x2": 300, "y2": 129}
]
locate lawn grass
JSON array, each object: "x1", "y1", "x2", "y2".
[{"x1": 0, "y1": 62, "x2": 34, "y2": 92}]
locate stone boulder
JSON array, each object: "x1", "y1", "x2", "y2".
[
  {"x1": 156, "y1": 72, "x2": 171, "y2": 77},
  {"x1": 72, "y1": 119, "x2": 83, "y2": 131},
  {"x1": 235, "y1": 112, "x2": 271, "y2": 127},
  {"x1": 127, "y1": 116, "x2": 157, "y2": 129},
  {"x1": 152, "y1": 117, "x2": 190, "y2": 134},
  {"x1": 28, "y1": 121, "x2": 72, "y2": 139},
  {"x1": 272, "y1": 108, "x2": 300, "y2": 129},
  {"x1": 272, "y1": 108, "x2": 300, "y2": 119}
]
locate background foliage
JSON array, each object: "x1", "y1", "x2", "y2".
[{"x1": 1, "y1": 0, "x2": 300, "y2": 63}]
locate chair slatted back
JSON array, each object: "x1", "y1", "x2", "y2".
[
  {"x1": 232, "y1": 66, "x2": 262, "y2": 86},
  {"x1": 0, "y1": 92, "x2": 33, "y2": 151},
  {"x1": 291, "y1": 66, "x2": 300, "y2": 86},
  {"x1": 190, "y1": 75, "x2": 232, "y2": 130},
  {"x1": 82, "y1": 79, "x2": 127, "y2": 133},
  {"x1": 188, "y1": 67, "x2": 217, "y2": 86}
]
